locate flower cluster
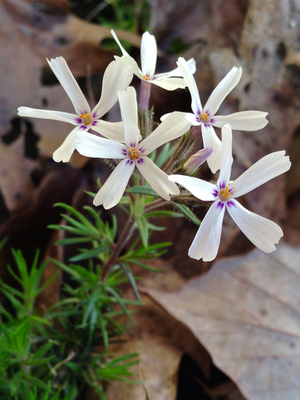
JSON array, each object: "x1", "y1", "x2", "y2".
[{"x1": 18, "y1": 30, "x2": 291, "y2": 261}]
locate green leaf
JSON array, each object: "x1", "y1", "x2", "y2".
[
  {"x1": 125, "y1": 186, "x2": 160, "y2": 197},
  {"x1": 146, "y1": 222, "x2": 165, "y2": 231},
  {"x1": 27, "y1": 355, "x2": 55, "y2": 366},
  {"x1": 155, "y1": 142, "x2": 174, "y2": 168},
  {"x1": 60, "y1": 214, "x2": 96, "y2": 234},
  {"x1": 55, "y1": 237, "x2": 93, "y2": 246},
  {"x1": 40, "y1": 381, "x2": 52, "y2": 400},
  {"x1": 1, "y1": 323, "x2": 14, "y2": 347},
  {"x1": 106, "y1": 286, "x2": 134, "y2": 324},
  {"x1": 85, "y1": 190, "x2": 96, "y2": 198},
  {"x1": 172, "y1": 203, "x2": 201, "y2": 225},
  {"x1": 54, "y1": 203, "x2": 97, "y2": 231},
  {"x1": 21, "y1": 380, "x2": 36, "y2": 400},
  {"x1": 144, "y1": 210, "x2": 183, "y2": 218},
  {"x1": 135, "y1": 216, "x2": 148, "y2": 248},
  {"x1": 69, "y1": 244, "x2": 110, "y2": 262},
  {"x1": 82, "y1": 289, "x2": 102, "y2": 326},
  {"x1": 0, "y1": 236, "x2": 8, "y2": 250},
  {"x1": 126, "y1": 259, "x2": 165, "y2": 273},
  {"x1": 123, "y1": 240, "x2": 172, "y2": 261},
  {"x1": 15, "y1": 318, "x2": 31, "y2": 351},
  {"x1": 48, "y1": 224, "x2": 90, "y2": 236},
  {"x1": 120, "y1": 262, "x2": 141, "y2": 302},
  {"x1": 33, "y1": 341, "x2": 55, "y2": 359},
  {"x1": 48, "y1": 259, "x2": 81, "y2": 279}
]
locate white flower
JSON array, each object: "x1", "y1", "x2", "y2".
[
  {"x1": 75, "y1": 87, "x2": 191, "y2": 209},
  {"x1": 172, "y1": 57, "x2": 269, "y2": 173},
  {"x1": 111, "y1": 30, "x2": 196, "y2": 91},
  {"x1": 18, "y1": 57, "x2": 133, "y2": 162},
  {"x1": 169, "y1": 124, "x2": 291, "y2": 262}
]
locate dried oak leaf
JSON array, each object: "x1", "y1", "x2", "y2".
[
  {"x1": 0, "y1": 0, "x2": 140, "y2": 159},
  {"x1": 0, "y1": 135, "x2": 37, "y2": 211},
  {"x1": 143, "y1": 243, "x2": 300, "y2": 400},
  {"x1": 104, "y1": 260, "x2": 211, "y2": 400}
]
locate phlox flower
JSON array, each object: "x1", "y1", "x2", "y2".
[
  {"x1": 75, "y1": 86, "x2": 191, "y2": 209},
  {"x1": 111, "y1": 30, "x2": 196, "y2": 90},
  {"x1": 18, "y1": 57, "x2": 133, "y2": 162},
  {"x1": 169, "y1": 124, "x2": 291, "y2": 262},
  {"x1": 174, "y1": 57, "x2": 269, "y2": 173}
]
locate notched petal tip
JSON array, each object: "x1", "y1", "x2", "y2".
[{"x1": 52, "y1": 147, "x2": 74, "y2": 163}]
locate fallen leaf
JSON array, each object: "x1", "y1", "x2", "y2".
[
  {"x1": 104, "y1": 260, "x2": 211, "y2": 400},
  {"x1": 0, "y1": 0, "x2": 140, "y2": 163},
  {"x1": 144, "y1": 243, "x2": 300, "y2": 400},
  {"x1": 0, "y1": 135, "x2": 37, "y2": 211}
]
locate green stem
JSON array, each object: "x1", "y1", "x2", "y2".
[{"x1": 101, "y1": 214, "x2": 135, "y2": 281}]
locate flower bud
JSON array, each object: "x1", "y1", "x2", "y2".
[
  {"x1": 183, "y1": 147, "x2": 214, "y2": 174},
  {"x1": 189, "y1": 125, "x2": 202, "y2": 141}
]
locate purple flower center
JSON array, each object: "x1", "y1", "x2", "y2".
[
  {"x1": 79, "y1": 112, "x2": 93, "y2": 126},
  {"x1": 218, "y1": 185, "x2": 233, "y2": 202},
  {"x1": 199, "y1": 111, "x2": 210, "y2": 124}
]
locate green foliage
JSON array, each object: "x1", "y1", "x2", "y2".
[
  {"x1": 0, "y1": 246, "x2": 139, "y2": 399},
  {"x1": 172, "y1": 203, "x2": 201, "y2": 226},
  {"x1": 97, "y1": 0, "x2": 150, "y2": 50},
  {"x1": 0, "y1": 249, "x2": 53, "y2": 323},
  {"x1": 168, "y1": 37, "x2": 190, "y2": 55}
]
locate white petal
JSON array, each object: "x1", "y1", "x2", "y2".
[
  {"x1": 111, "y1": 29, "x2": 130, "y2": 56},
  {"x1": 141, "y1": 112, "x2": 191, "y2": 155},
  {"x1": 92, "y1": 120, "x2": 125, "y2": 142},
  {"x1": 75, "y1": 131, "x2": 126, "y2": 159},
  {"x1": 141, "y1": 31, "x2": 157, "y2": 78},
  {"x1": 114, "y1": 55, "x2": 142, "y2": 78},
  {"x1": 230, "y1": 151, "x2": 291, "y2": 198},
  {"x1": 177, "y1": 57, "x2": 202, "y2": 115},
  {"x1": 92, "y1": 60, "x2": 133, "y2": 118},
  {"x1": 118, "y1": 87, "x2": 140, "y2": 147},
  {"x1": 18, "y1": 107, "x2": 78, "y2": 125},
  {"x1": 217, "y1": 124, "x2": 233, "y2": 188},
  {"x1": 227, "y1": 199, "x2": 283, "y2": 252},
  {"x1": 213, "y1": 111, "x2": 269, "y2": 131},
  {"x1": 150, "y1": 77, "x2": 188, "y2": 90},
  {"x1": 47, "y1": 57, "x2": 90, "y2": 116},
  {"x1": 53, "y1": 127, "x2": 79, "y2": 163},
  {"x1": 94, "y1": 159, "x2": 135, "y2": 209},
  {"x1": 160, "y1": 112, "x2": 199, "y2": 125},
  {"x1": 188, "y1": 200, "x2": 225, "y2": 261},
  {"x1": 153, "y1": 58, "x2": 196, "y2": 79},
  {"x1": 184, "y1": 113, "x2": 202, "y2": 125},
  {"x1": 168, "y1": 175, "x2": 216, "y2": 201},
  {"x1": 136, "y1": 156, "x2": 180, "y2": 200},
  {"x1": 201, "y1": 124, "x2": 222, "y2": 173},
  {"x1": 204, "y1": 66, "x2": 242, "y2": 117}
]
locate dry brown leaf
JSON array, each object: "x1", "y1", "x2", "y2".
[
  {"x1": 0, "y1": 0, "x2": 140, "y2": 162},
  {"x1": 144, "y1": 243, "x2": 300, "y2": 400},
  {"x1": 105, "y1": 329, "x2": 182, "y2": 400},
  {"x1": 2, "y1": 0, "x2": 140, "y2": 75},
  {"x1": 149, "y1": 0, "x2": 299, "y2": 259},
  {"x1": 0, "y1": 135, "x2": 37, "y2": 211},
  {"x1": 104, "y1": 260, "x2": 211, "y2": 400}
]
